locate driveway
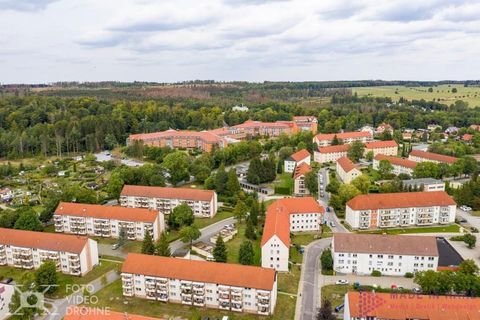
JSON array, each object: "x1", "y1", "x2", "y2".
[
  {"x1": 318, "y1": 168, "x2": 348, "y2": 233},
  {"x1": 319, "y1": 274, "x2": 416, "y2": 290}
]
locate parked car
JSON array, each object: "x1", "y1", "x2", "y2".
[
  {"x1": 412, "y1": 287, "x2": 422, "y2": 293},
  {"x1": 0, "y1": 277, "x2": 13, "y2": 284},
  {"x1": 334, "y1": 304, "x2": 344, "y2": 312},
  {"x1": 335, "y1": 279, "x2": 349, "y2": 285},
  {"x1": 460, "y1": 205, "x2": 472, "y2": 212},
  {"x1": 459, "y1": 218, "x2": 468, "y2": 223},
  {"x1": 111, "y1": 243, "x2": 120, "y2": 250},
  {"x1": 330, "y1": 221, "x2": 336, "y2": 227}
]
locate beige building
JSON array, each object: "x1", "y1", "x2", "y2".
[
  {"x1": 373, "y1": 154, "x2": 417, "y2": 176},
  {"x1": 293, "y1": 162, "x2": 312, "y2": 196},
  {"x1": 408, "y1": 150, "x2": 458, "y2": 164},
  {"x1": 121, "y1": 253, "x2": 277, "y2": 315},
  {"x1": 313, "y1": 131, "x2": 372, "y2": 147},
  {"x1": 336, "y1": 157, "x2": 361, "y2": 184},
  {"x1": 314, "y1": 144, "x2": 349, "y2": 163},
  {"x1": 364, "y1": 140, "x2": 398, "y2": 156},
  {"x1": 0, "y1": 228, "x2": 98, "y2": 276}
]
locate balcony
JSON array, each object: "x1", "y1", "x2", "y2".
[
  {"x1": 123, "y1": 288, "x2": 133, "y2": 297},
  {"x1": 231, "y1": 303, "x2": 243, "y2": 312},
  {"x1": 218, "y1": 294, "x2": 230, "y2": 302},
  {"x1": 258, "y1": 298, "x2": 270, "y2": 306},
  {"x1": 181, "y1": 297, "x2": 192, "y2": 305},
  {"x1": 180, "y1": 282, "x2": 192, "y2": 290},
  {"x1": 219, "y1": 301, "x2": 230, "y2": 310},
  {"x1": 157, "y1": 293, "x2": 168, "y2": 302},
  {"x1": 193, "y1": 298, "x2": 205, "y2": 306},
  {"x1": 258, "y1": 307, "x2": 270, "y2": 315}
]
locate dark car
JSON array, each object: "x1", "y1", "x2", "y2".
[
  {"x1": 1, "y1": 277, "x2": 13, "y2": 284},
  {"x1": 334, "y1": 304, "x2": 344, "y2": 312}
]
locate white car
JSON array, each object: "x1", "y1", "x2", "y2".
[
  {"x1": 460, "y1": 205, "x2": 472, "y2": 212},
  {"x1": 335, "y1": 279, "x2": 349, "y2": 285}
]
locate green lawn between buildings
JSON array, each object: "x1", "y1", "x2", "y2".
[{"x1": 357, "y1": 224, "x2": 461, "y2": 235}]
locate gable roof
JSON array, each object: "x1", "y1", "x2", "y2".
[
  {"x1": 409, "y1": 150, "x2": 458, "y2": 164},
  {"x1": 365, "y1": 140, "x2": 398, "y2": 149},
  {"x1": 333, "y1": 233, "x2": 439, "y2": 257},
  {"x1": 347, "y1": 191, "x2": 456, "y2": 210},
  {"x1": 54, "y1": 202, "x2": 159, "y2": 223},
  {"x1": 293, "y1": 162, "x2": 312, "y2": 179},
  {"x1": 337, "y1": 156, "x2": 358, "y2": 173},
  {"x1": 121, "y1": 253, "x2": 276, "y2": 291},
  {"x1": 317, "y1": 144, "x2": 350, "y2": 154},
  {"x1": 374, "y1": 154, "x2": 417, "y2": 169},
  {"x1": 288, "y1": 149, "x2": 311, "y2": 162},
  {"x1": 121, "y1": 185, "x2": 215, "y2": 201},
  {"x1": 0, "y1": 228, "x2": 89, "y2": 254}
]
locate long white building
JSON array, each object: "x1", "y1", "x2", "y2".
[
  {"x1": 261, "y1": 198, "x2": 324, "y2": 271},
  {"x1": 364, "y1": 140, "x2": 398, "y2": 156},
  {"x1": 0, "y1": 228, "x2": 98, "y2": 276},
  {"x1": 313, "y1": 131, "x2": 372, "y2": 147},
  {"x1": 121, "y1": 253, "x2": 277, "y2": 315},
  {"x1": 314, "y1": 144, "x2": 349, "y2": 164},
  {"x1": 408, "y1": 149, "x2": 458, "y2": 164},
  {"x1": 332, "y1": 233, "x2": 439, "y2": 276},
  {"x1": 346, "y1": 191, "x2": 456, "y2": 230},
  {"x1": 120, "y1": 185, "x2": 217, "y2": 218},
  {"x1": 373, "y1": 154, "x2": 417, "y2": 176},
  {"x1": 54, "y1": 202, "x2": 165, "y2": 241}
]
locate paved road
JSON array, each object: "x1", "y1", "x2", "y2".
[
  {"x1": 296, "y1": 238, "x2": 332, "y2": 320},
  {"x1": 318, "y1": 167, "x2": 348, "y2": 233}
]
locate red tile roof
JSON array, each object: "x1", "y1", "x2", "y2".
[
  {"x1": 346, "y1": 291, "x2": 480, "y2": 320},
  {"x1": 54, "y1": 202, "x2": 159, "y2": 223},
  {"x1": 315, "y1": 131, "x2": 371, "y2": 142},
  {"x1": 337, "y1": 156, "x2": 358, "y2": 173},
  {"x1": 289, "y1": 149, "x2": 311, "y2": 162},
  {"x1": 293, "y1": 162, "x2": 312, "y2": 179},
  {"x1": 261, "y1": 197, "x2": 325, "y2": 247},
  {"x1": 233, "y1": 120, "x2": 295, "y2": 129},
  {"x1": 365, "y1": 140, "x2": 398, "y2": 149},
  {"x1": 0, "y1": 228, "x2": 89, "y2": 253},
  {"x1": 129, "y1": 129, "x2": 223, "y2": 144},
  {"x1": 409, "y1": 150, "x2": 458, "y2": 164},
  {"x1": 333, "y1": 233, "x2": 439, "y2": 256},
  {"x1": 347, "y1": 191, "x2": 456, "y2": 210},
  {"x1": 293, "y1": 116, "x2": 317, "y2": 122},
  {"x1": 374, "y1": 154, "x2": 417, "y2": 169},
  {"x1": 121, "y1": 185, "x2": 215, "y2": 201},
  {"x1": 463, "y1": 134, "x2": 473, "y2": 141},
  {"x1": 121, "y1": 253, "x2": 276, "y2": 291},
  {"x1": 65, "y1": 307, "x2": 164, "y2": 320},
  {"x1": 317, "y1": 144, "x2": 350, "y2": 154}
]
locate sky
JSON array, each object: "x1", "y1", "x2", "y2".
[{"x1": 1, "y1": 0, "x2": 480, "y2": 83}]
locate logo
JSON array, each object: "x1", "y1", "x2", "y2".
[
  {"x1": 10, "y1": 284, "x2": 57, "y2": 316},
  {"x1": 358, "y1": 292, "x2": 387, "y2": 317}
]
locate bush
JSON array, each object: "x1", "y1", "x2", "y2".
[
  {"x1": 450, "y1": 235, "x2": 465, "y2": 241},
  {"x1": 274, "y1": 186, "x2": 291, "y2": 195},
  {"x1": 371, "y1": 270, "x2": 382, "y2": 277},
  {"x1": 321, "y1": 269, "x2": 334, "y2": 275},
  {"x1": 404, "y1": 272, "x2": 414, "y2": 278}
]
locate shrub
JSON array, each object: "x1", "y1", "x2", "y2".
[
  {"x1": 274, "y1": 186, "x2": 291, "y2": 195},
  {"x1": 450, "y1": 235, "x2": 465, "y2": 241},
  {"x1": 404, "y1": 272, "x2": 414, "y2": 278},
  {"x1": 371, "y1": 270, "x2": 382, "y2": 277}
]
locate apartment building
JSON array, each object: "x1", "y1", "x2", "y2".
[
  {"x1": 54, "y1": 202, "x2": 165, "y2": 241},
  {"x1": 373, "y1": 154, "x2": 417, "y2": 176},
  {"x1": 293, "y1": 116, "x2": 318, "y2": 133},
  {"x1": 402, "y1": 178, "x2": 445, "y2": 192},
  {"x1": 121, "y1": 253, "x2": 277, "y2": 315},
  {"x1": 0, "y1": 228, "x2": 98, "y2": 276},
  {"x1": 261, "y1": 198, "x2": 324, "y2": 271},
  {"x1": 284, "y1": 149, "x2": 311, "y2": 173},
  {"x1": 346, "y1": 191, "x2": 456, "y2": 230},
  {"x1": 343, "y1": 292, "x2": 480, "y2": 320},
  {"x1": 336, "y1": 157, "x2": 361, "y2": 184},
  {"x1": 313, "y1": 131, "x2": 372, "y2": 147},
  {"x1": 332, "y1": 233, "x2": 439, "y2": 276},
  {"x1": 314, "y1": 144, "x2": 349, "y2": 164},
  {"x1": 408, "y1": 149, "x2": 458, "y2": 164},
  {"x1": 120, "y1": 185, "x2": 217, "y2": 218},
  {"x1": 364, "y1": 140, "x2": 398, "y2": 156},
  {"x1": 293, "y1": 162, "x2": 312, "y2": 196},
  {"x1": 233, "y1": 120, "x2": 298, "y2": 138}
]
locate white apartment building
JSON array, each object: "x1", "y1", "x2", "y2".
[
  {"x1": 336, "y1": 157, "x2": 361, "y2": 184},
  {"x1": 54, "y1": 202, "x2": 164, "y2": 241},
  {"x1": 313, "y1": 131, "x2": 372, "y2": 147},
  {"x1": 284, "y1": 149, "x2": 311, "y2": 173},
  {"x1": 314, "y1": 144, "x2": 349, "y2": 164},
  {"x1": 373, "y1": 154, "x2": 417, "y2": 176},
  {"x1": 261, "y1": 198, "x2": 324, "y2": 271},
  {"x1": 0, "y1": 228, "x2": 98, "y2": 276},
  {"x1": 120, "y1": 185, "x2": 217, "y2": 218},
  {"x1": 408, "y1": 149, "x2": 458, "y2": 164},
  {"x1": 364, "y1": 140, "x2": 398, "y2": 156},
  {"x1": 346, "y1": 191, "x2": 456, "y2": 230},
  {"x1": 293, "y1": 163, "x2": 312, "y2": 196},
  {"x1": 332, "y1": 233, "x2": 439, "y2": 276},
  {"x1": 121, "y1": 253, "x2": 277, "y2": 315}
]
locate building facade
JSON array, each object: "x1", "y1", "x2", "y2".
[
  {"x1": 293, "y1": 116, "x2": 318, "y2": 133},
  {"x1": 293, "y1": 163, "x2": 312, "y2": 196},
  {"x1": 314, "y1": 144, "x2": 349, "y2": 163},
  {"x1": 346, "y1": 191, "x2": 456, "y2": 230},
  {"x1": 261, "y1": 198, "x2": 324, "y2": 271},
  {"x1": 408, "y1": 150, "x2": 458, "y2": 164},
  {"x1": 364, "y1": 140, "x2": 398, "y2": 157},
  {"x1": 373, "y1": 154, "x2": 417, "y2": 176},
  {"x1": 54, "y1": 202, "x2": 165, "y2": 241},
  {"x1": 402, "y1": 178, "x2": 445, "y2": 192},
  {"x1": 121, "y1": 253, "x2": 277, "y2": 315},
  {"x1": 0, "y1": 228, "x2": 98, "y2": 276},
  {"x1": 336, "y1": 157, "x2": 362, "y2": 184},
  {"x1": 332, "y1": 233, "x2": 439, "y2": 276},
  {"x1": 120, "y1": 185, "x2": 217, "y2": 218},
  {"x1": 284, "y1": 149, "x2": 311, "y2": 173},
  {"x1": 314, "y1": 131, "x2": 372, "y2": 147}
]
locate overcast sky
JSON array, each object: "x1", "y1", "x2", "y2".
[{"x1": 1, "y1": 0, "x2": 480, "y2": 83}]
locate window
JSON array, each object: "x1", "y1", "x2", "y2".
[{"x1": 377, "y1": 255, "x2": 383, "y2": 258}]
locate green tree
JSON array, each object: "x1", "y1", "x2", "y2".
[
  {"x1": 118, "y1": 227, "x2": 127, "y2": 246},
  {"x1": 155, "y1": 232, "x2": 171, "y2": 257},
  {"x1": 14, "y1": 207, "x2": 43, "y2": 231},
  {"x1": 215, "y1": 163, "x2": 228, "y2": 195},
  {"x1": 163, "y1": 151, "x2": 191, "y2": 186},
  {"x1": 365, "y1": 150, "x2": 374, "y2": 161},
  {"x1": 213, "y1": 235, "x2": 227, "y2": 263},
  {"x1": 169, "y1": 203, "x2": 194, "y2": 229},
  {"x1": 305, "y1": 171, "x2": 318, "y2": 195},
  {"x1": 233, "y1": 200, "x2": 248, "y2": 222},
  {"x1": 458, "y1": 259, "x2": 479, "y2": 275},
  {"x1": 347, "y1": 141, "x2": 364, "y2": 162},
  {"x1": 249, "y1": 199, "x2": 259, "y2": 226},
  {"x1": 238, "y1": 240, "x2": 254, "y2": 265},
  {"x1": 246, "y1": 157, "x2": 262, "y2": 184},
  {"x1": 317, "y1": 299, "x2": 336, "y2": 320},
  {"x1": 141, "y1": 230, "x2": 155, "y2": 255},
  {"x1": 320, "y1": 248, "x2": 333, "y2": 271},
  {"x1": 463, "y1": 234, "x2": 477, "y2": 249},
  {"x1": 226, "y1": 168, "x2": 241, "y2": 197},
  {"x1": 180, "y1": 225, "x2": 201, "y2": 249},
  {"x1": 413, "y1": 162, "x2": 440, "y2": 179},
  {"x1": 378, "y1": 159, "x2": 394, "y2": 178},
  {"x1": 35, "y1": 260, "x2": 58, "y2": 294},
  {"x1": 107, "y1": 173, "x2": 124, "y2": 199},
  {"x1": 351, "y1": 174, "x2": 371, "y2": 194},
  {"x1": 331, "y1": 135, "x2": 342, "y2": 146},
  {"x1": 245, "y1": 218, "x2": 257, "y2": 240}
]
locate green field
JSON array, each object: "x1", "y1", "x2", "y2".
[
  {"x1": 353, "y1": 84, "x2": 480, "y2": 107},
  {"x1": 357, "y1": 224, "x2": 461, "y2": 235}
]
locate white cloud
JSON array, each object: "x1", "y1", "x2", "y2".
[{"x1": 0, "y1": 0, "x2": 479, "y2": 83}]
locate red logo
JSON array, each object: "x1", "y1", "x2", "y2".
[{"x1": 358, "y1": 292, "x2": 386, "y2": 317}]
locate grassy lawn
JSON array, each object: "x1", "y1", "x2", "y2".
[
  {"x1": 291, "y1": 225, "x2": 333, "y2": 246},
  {"x1": 321, "y1": 285, "x2": 349, "y2": 307},
  {"x1": 194, "y1": 209, "x2": 234, "y2": 229},
  {"x1": 274, "y1": 173, "x2": 294, "y2": 195},
  {"x1": 353, "y1": 84, "x2": 480, "y2": 108},
  {"x1": 0, "y1": 260, "x2": 120, "y2": 298},
  {"x1": 226, "y1": 222, "x2": 261, "y2": 265},
  {"x1": 92, "y1": 279, "x2": 295, "y2": 320},
  {"x1": 277, "y1": 265, "x2": 301, "y2": 295},
  {"x1": 357, "y1": 224, "x2": 461, "y2": 235}
]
